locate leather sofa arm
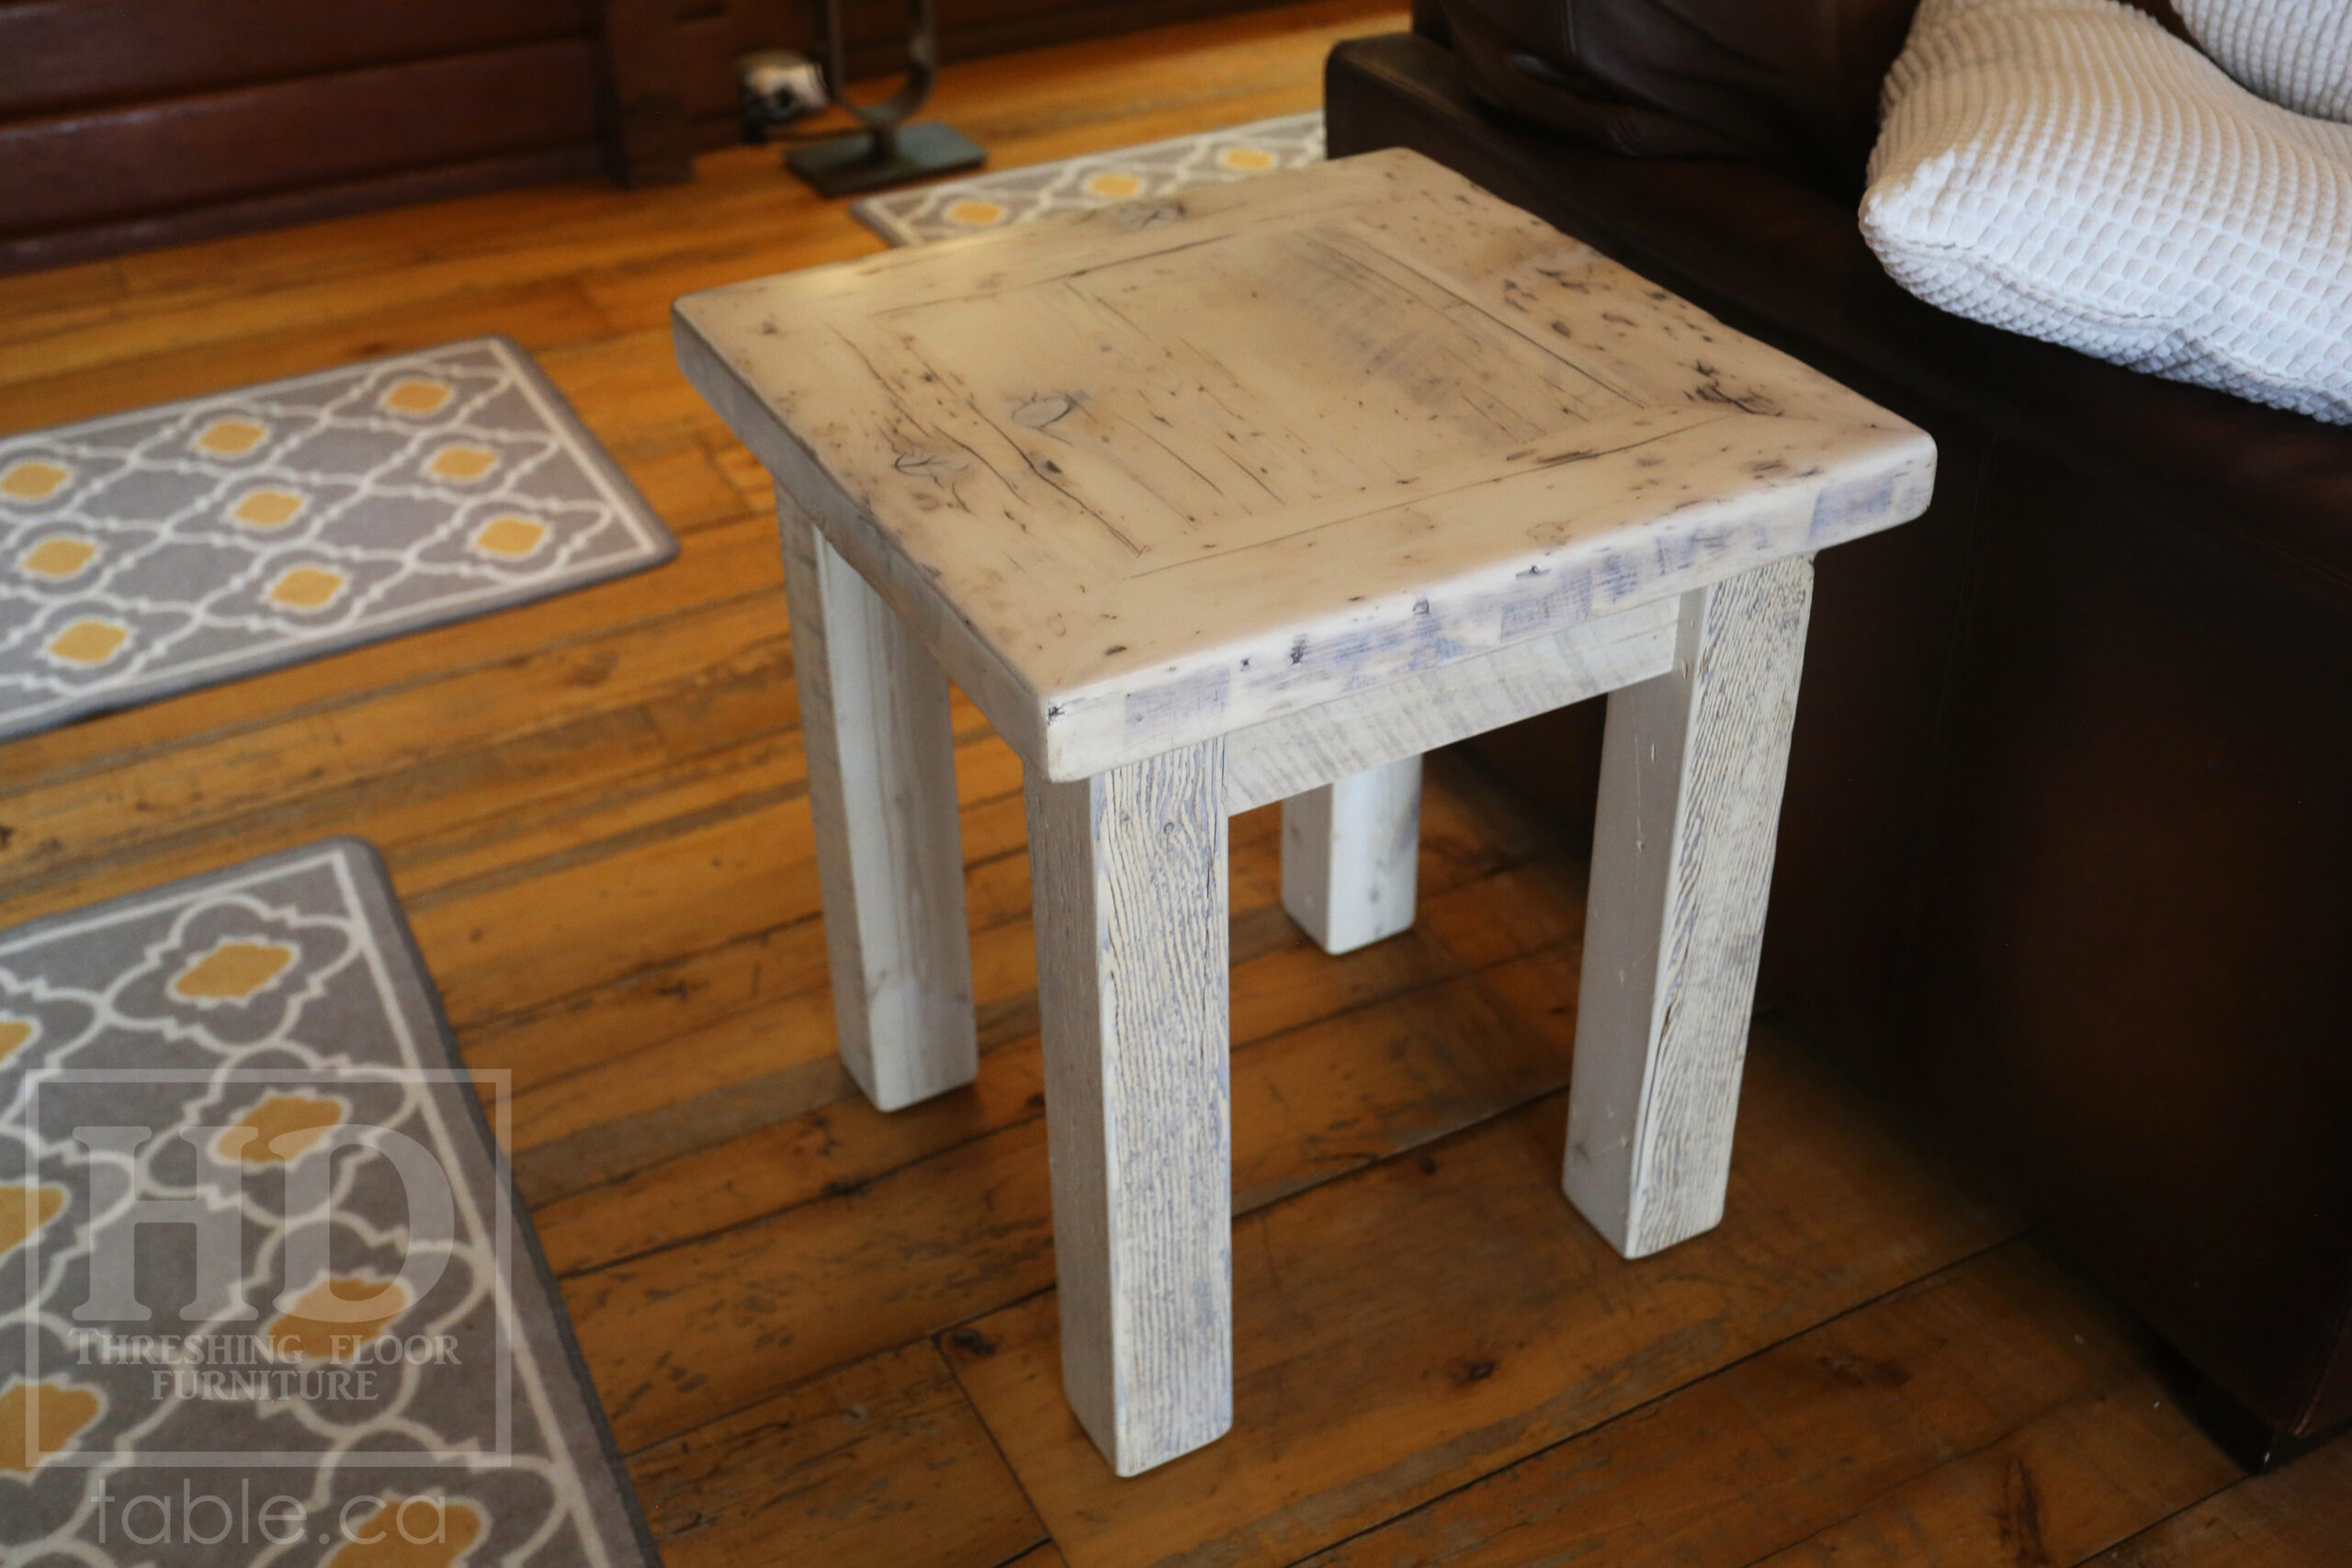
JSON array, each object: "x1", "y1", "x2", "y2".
[{"x1": 1327, "y1": 31, "x2": 2352, "y2": 615}]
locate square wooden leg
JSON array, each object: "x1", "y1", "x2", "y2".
[
  {"x1": 1025, "y1": 739, "x2": 1233, "y2": 1475},
  {"x1": 778, "y1": 492, "x2": 978, "y2": 1112},
  {"x1": 1281, "y1": 754, "x2": 1422, "y2": 955},
  {"x1": 1566, "y1": 555, "x2": 1815, "y2": 1258}
]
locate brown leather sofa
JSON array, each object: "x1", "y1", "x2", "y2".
[{"x1": 1326, "y1": 0, "x2": 2352, "y2": 1467}]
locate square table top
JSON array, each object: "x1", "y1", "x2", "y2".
[{"x1": 675, "y1": 148, "x2": 1934, "y2": 780}]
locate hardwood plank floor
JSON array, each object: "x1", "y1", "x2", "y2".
[{"x1": 2, "y1": 2, "x2": 2344, "y2": 1562}]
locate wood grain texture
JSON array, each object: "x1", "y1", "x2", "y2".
[
  {"x1": 1, "y1": 9, "x2": 2309, "y2": 1562},
  {"x1": 0, "y1": 0, "x2": 1326, "y2": 265},
  {"x1": 8, "y1": 147, "x2": 616, "y2": 280},
  {"x1": 528, "y1": 773, "x2": 1558, "y2": 1280},
  {"x1": 0, "y1": 513, "x2": 787, "y2": 908},
  {"x1": 1299, "y1": 1239, "x2": 2236, "y2": 1568},
  {"x1": 469, "y1": 741, "x2": 1531, "y2": 1221},
  {"x1": 675, "y1": 147, "x2": 1934, "y2": 779},
  {"x1": 671, "y1": 0, "x2": 1356, "y2": 135},
  {"x1": 944, "y1": 1028, "x2": 2016, "y2": 1568},
  {"x1": 627, "y1": 1339, "x2": 1045, "y2": 1568},
  {"x1": 685, "y1": 130, "x2": 1920, "y2": 1469},
  {"x1": 0, "y1": 0, "x2": 589, "y2": 118},
  {"x1": 1282, "y1": 755, "x2": 1421, "y2": 955},
  {"x1": 602, "y1": 0, "x2": 692, "y2": 186},
  {"x1": 779, "y1": 490, "x2": 978, "y2": 1111},
  {"x1": 0, "y1": 0, "x2": 1389, "y2": 322},
  {"x1": 1567, "y1": 556, "x2": 1815, "y2": 1257},
  {"x1": 1001, "y1": 1546, "x2": 1073, "y2": 1568},
  {"x1": 559, "y1": 908, "x2": 1584, "y2": 1455},
  {"x1": 1221, "y1": 598, "x2": 1674, "y2": 813},
  {"x1": 0, "y1": 42, "x2": 601, "y2": 242},
  {"x1": 1024, "y1": 739, "x2": 1234, "y2": 1474},
  {"x1": 2091, "y1": 1432, "x2": 2349, "y2": 1566},
  {"x1": 1743, "y1": 1376, "x2": 2235, "y2": 1568}
]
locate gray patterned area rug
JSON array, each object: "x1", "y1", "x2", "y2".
[
  {"x1": 852, "y1": 110, "x2": 1326, "y2": 244},
  {"x1": 0, "y1": 337, "x2": 675, "y2": 742},
  {"x1": 2, "y1": 840, "x2": 658, "y2": 1566}
]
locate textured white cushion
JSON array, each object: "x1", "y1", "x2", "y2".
[
  {"x1": 1862, "y1": 0, "x2": 2352, "y2": 424},
  {"x1": 2177, "y1": 0, "x2": 2352, "y2": 121}
]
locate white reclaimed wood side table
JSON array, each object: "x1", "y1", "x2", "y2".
[{"x1": 674, "y1": 149, "x2": 1935, "y2": 1477}]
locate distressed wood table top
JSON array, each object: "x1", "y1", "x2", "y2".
[{"x1": 674, "y1": 148, "x2": 1934, "y2": 780}]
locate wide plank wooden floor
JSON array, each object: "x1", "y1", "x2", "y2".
[{"x1": 3, "y1": 4, "x2": 2344, "y2": 1562}]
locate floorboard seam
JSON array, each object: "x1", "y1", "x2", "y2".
[
  {"x1": 613, "y1": 1283, "x2": 1064, "y2": 1461},
  {"x1": 545, "y1": 931, "x2": 1566, "y2": 1280},
  {"x1": 1271, "y1": 1226, "x2": 2034, "y2": 1568},
  {"x1": 0, "y1": 554, "x2": 790, "y2": 797}
]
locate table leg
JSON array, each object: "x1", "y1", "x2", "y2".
[
  {"x1": 778, "y1": 494, "x2": 977, "y2": 1111},
  {"x1": 1026, "y1": 739, "x2": 1233, "y2": 1475},
  {"x1": 1281, "y1": 755, "x2": 1422, "y2": 955},
  {"x1": 1566, "y1": 556, "x2": 1814, "y2": 1258}
]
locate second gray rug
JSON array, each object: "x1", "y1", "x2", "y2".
[{"x1": 0, "y1": 336, "x2": 675, "y2": 742}]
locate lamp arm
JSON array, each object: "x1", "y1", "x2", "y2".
[{"x1": 820, "y1": 0, "x2": 939, "y2": 130}]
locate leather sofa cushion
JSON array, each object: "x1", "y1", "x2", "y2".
[
  {"x1": 1441, "y1": 0, "x2": 2191, "y2": 194},
  {"x1": 1439, "y1": 0, "x2": 1916, "y2": 193}
]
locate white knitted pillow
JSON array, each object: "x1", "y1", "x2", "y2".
[
  {"x1": 1862, "y1": 0, "x2": 2352, "y2": 424},
  {"x1": 2177, "y1": 0, "x2": 2352, "y2": 121}
]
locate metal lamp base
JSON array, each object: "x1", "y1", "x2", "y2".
[{"x1": 787, "y1": 121, "x2": 984, "y2": 197}]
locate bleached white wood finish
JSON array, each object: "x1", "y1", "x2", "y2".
[
  {"x1": 681, "y1": 152, "x2": 1938, "y2": 1476},
  {"x1": 1283, "y1": 756, "x2": 1423, "y2": 955},
  {"x1": 1220, "y1": 598, "x2": 1676, "y2": 814},
  {"x1": 777, "y1": 493, "x2": 978, "y2": 1111},
  {"x1": 1565, "y1": 556, "x2": 1815, "y2": 1257},
  {"x1": 673, "y1": 147, "x2": 1936, "y2": 784},
  {"x1": 1025, "y1": 740, "x2": 1234, "y2": 1476}
]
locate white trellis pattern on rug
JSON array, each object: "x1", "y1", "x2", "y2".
[
  {"x1": 0, "y1": 840, "x2": 656, "y2": 1567},
  {"x1": 0, "y1": 337, "x2": 674, "y2": 742},
  {"x1": 852, "y1": 111, "x2": 1326, "y2": 244}
]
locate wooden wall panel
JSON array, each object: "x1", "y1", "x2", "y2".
[
  {"x1": 605, "y1": 0, "x2": 695, "y2": 185},
  {"x1": 927, "y1": 0, "x2": 1308, "y2": 68},
  {"x1": 1, "y1": 0, "x2": 1306, "y2": 271},
  {"x1": 0, "y1": 0, "x2": 593, "y2": 118},
  {"x1": 673, "y1": 0, "x2": 1323, "y2": 150},
  {"x1": 0, "y1": 43, "x2": 601, "y2": 248},
  {"x1": 0, "y1": 146, "x2": 605, "y2": 276},
  {"x1": 679, "y1": 14, "x2": 753, "y2": 127}
]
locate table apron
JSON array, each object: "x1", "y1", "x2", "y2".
[{"x1": 1222, "y1": 596, "x2": 1679, "y2": 814}]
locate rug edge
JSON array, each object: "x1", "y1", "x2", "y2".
[
  {"x1": 0, "y1": 834, "x2": 668, "y2": 1568},
  {"x1": 341, "y1": 834, "x2": 669, "y2": 1568},
  {"x1": 0, "y1": 335, "x2": 684, "y2": 747}
]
